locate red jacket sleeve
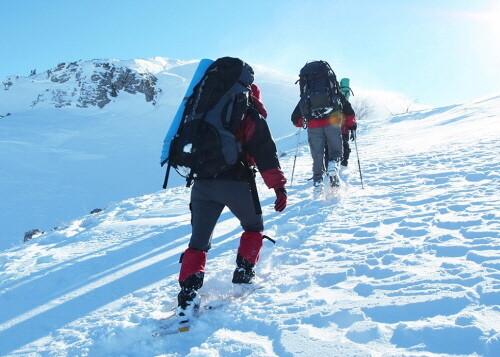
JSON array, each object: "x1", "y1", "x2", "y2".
[
  {"x1": 344, "y1": 113, "x2": 356, "y2": 128},
  {"x1": 239, "y1": 84, "x2": 287, "y2": 189},
  {"x1": 239, "y1": 108, "x2": 287, "y2": 189}
]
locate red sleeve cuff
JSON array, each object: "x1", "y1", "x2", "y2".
[
  {"x1": 344, "y1": 114, "x2": 356, "y2": 127},
  {"x1": 293, "y1": 117, "x2": 304, "y2": 127},
  {"x1": 260, "y1": 168, "x2": 287, "y2": 189}
]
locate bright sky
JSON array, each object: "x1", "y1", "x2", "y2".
[{"x1": 1, "y1": 0, "x2": 499, "y2": 106}]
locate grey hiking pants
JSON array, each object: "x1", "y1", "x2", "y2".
[
  {"x1": 188, "y1": 179, "x2": 263, "y2": 252},
  {"x1": 307, "y1": 124, "x2": 343, "y2": 182}
]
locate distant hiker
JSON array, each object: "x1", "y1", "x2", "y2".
[
  {"x1": 291, "y1": 60, "x2": 347, "y2": 190},
  {"x1": 168, "y1": 58, "x2": 287, "y2": 323},
  {"x1": 322, "y1": 95, "x2": 357, "y2": 168},
  {"x1": 340, "y1": 95, "x2": 357, "y2": 166}
]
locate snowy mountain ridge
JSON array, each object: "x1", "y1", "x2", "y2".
[
  {"x1": 1, "y1": 56, "x2": 429, "y2": 116},
  {"x1": 0, "y1": 57, "x2": 194, "y2": 111}
]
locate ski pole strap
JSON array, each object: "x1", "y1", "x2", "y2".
[
  {"x1": 262, "y1": 235, "x2": 276, "y2": 244},
  {"x1": 162, "y1": 162, "x2": 172, "y2": 189}
]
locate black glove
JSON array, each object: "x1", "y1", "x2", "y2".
[
  {"x1": 274, "y1": 187, "x2": 287, "y2": 212},
  {"x1": 291, "y1": 103, "x2": 301, "y2": 126},
  {"x1": 349, "y1": 123, "x2": 357, "y2": 141}
]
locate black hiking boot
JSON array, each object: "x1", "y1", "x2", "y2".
[
  {"x1": 327, "y1": 159, "x2": 340, "y2": 187},
  {"x1": 177, "y1": 273, "x2": 203, "y2": 320},
  {"x1": 177, "y1": 288, "x2": 200, "y2": 320},
  {"x1": 232, "y1": 253, "x2": 255, "y2": 284}
]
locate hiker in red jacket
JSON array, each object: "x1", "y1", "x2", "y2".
[
  {"x1": 291, "y1": 93, "x2": 357, "y2": 187},
  {"x1": 177, "y1": 83, "x2": 287, "y2": 319}
]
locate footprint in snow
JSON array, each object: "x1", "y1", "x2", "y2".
[
  {"x1": 391, "y1": 323, "x2": 490, "y2": 356},
  {"x1": 362, "y1": 295, "x2": 471, "y2": 324},
  {"x1": 346, "y1": 321, "x2": 381, "y2": 343},
  {"x1": 465, "y1": 172, "x2": 488, "y2": 182}
]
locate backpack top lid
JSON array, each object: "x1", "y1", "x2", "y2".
[
  {"x1": 297, "y1": 60, "x2": 342, "y2": 121},
  {"x1": 299, "y1": 60, "x2": 336, "y2": 79},
  {"x1": 193, "y1": 57, "x2": 254, "y2": 114},
  {"x1": 297, "y1": 60, "x2": 338, "y2": 96},
  {"x1": 208, "y1": 56, "x2": 254, "y2": 85}
]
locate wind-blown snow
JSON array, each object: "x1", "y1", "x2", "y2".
[{"x1": 0, "y1": 88, "x2": 498, "y2": 356}]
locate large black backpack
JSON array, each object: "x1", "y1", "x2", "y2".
[
  {"x1": 297, "y1": 61, "x2": 342, "y2": 123},
  {"x1": 168, "y1": 57, "x2": 254, "y2": 185}
]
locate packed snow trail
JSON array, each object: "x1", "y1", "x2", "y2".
[{"x1": 0, "y1": 95, "x2": 499, "y2": 356}]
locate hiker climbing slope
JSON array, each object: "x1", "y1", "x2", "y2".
[
  {"x1": 291, "y1": 60, "x2": 347, "y2": 191},
  {"x1": 166, "y1": 57, "x2": 287, "y2": 327}
]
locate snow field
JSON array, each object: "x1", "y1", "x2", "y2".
[{"x1": 0, "y1": 88, "x2": 499, "y2": 355}]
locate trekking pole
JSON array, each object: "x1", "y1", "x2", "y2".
[
  {"x1": 353, "y1": 133, "x2": 364, "y2": 189},
  {"x1": 290, "y1": 128, "x2": 302, "y2": 187}
]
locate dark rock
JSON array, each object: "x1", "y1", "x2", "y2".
[
  {"x1": 90, "y1": 208, "x2": 103, "y2": 214},
  {"x1": 24, "y1": 229, "x2": 44, "y2": 242},
  {"x1": 2, "y1": 80, "x2": 13, "y2": 90}
]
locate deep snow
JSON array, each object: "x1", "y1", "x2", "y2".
[{"x1": 0, "y1": 59, "x2": 499, "y2": 356}]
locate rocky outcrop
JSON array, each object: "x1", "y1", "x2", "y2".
[
  {"x1": 24, "y1": 229, "x2": 44, "y2": 242},
  {"x1": 25, "y1": 60, "x2": 161, "y2": 109},
  {"x1": 2, "y1": 79, "x2": 13, "y2": 90}
]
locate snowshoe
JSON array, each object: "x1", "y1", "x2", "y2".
[{"x1": 153, "y1": 285, "x2": 263, "y2": 337}]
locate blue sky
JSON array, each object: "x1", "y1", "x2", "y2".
[{"x1": 1, "y1": 0, "x2": 499, "y2": 106}]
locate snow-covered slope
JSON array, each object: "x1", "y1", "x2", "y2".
[
  {"x1": 0, "y1": 57, "x2": 302, "y2": 249},
  {"x1": 0, "y1": 93, "x2": 498, "y2": 356},
  {"x1": 0, "y1": 56, "x2": 424, "y2": 250}
]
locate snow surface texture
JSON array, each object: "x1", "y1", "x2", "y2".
[{"x1": 0, "y1": 80, "x2": 499, "y2": 355}]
